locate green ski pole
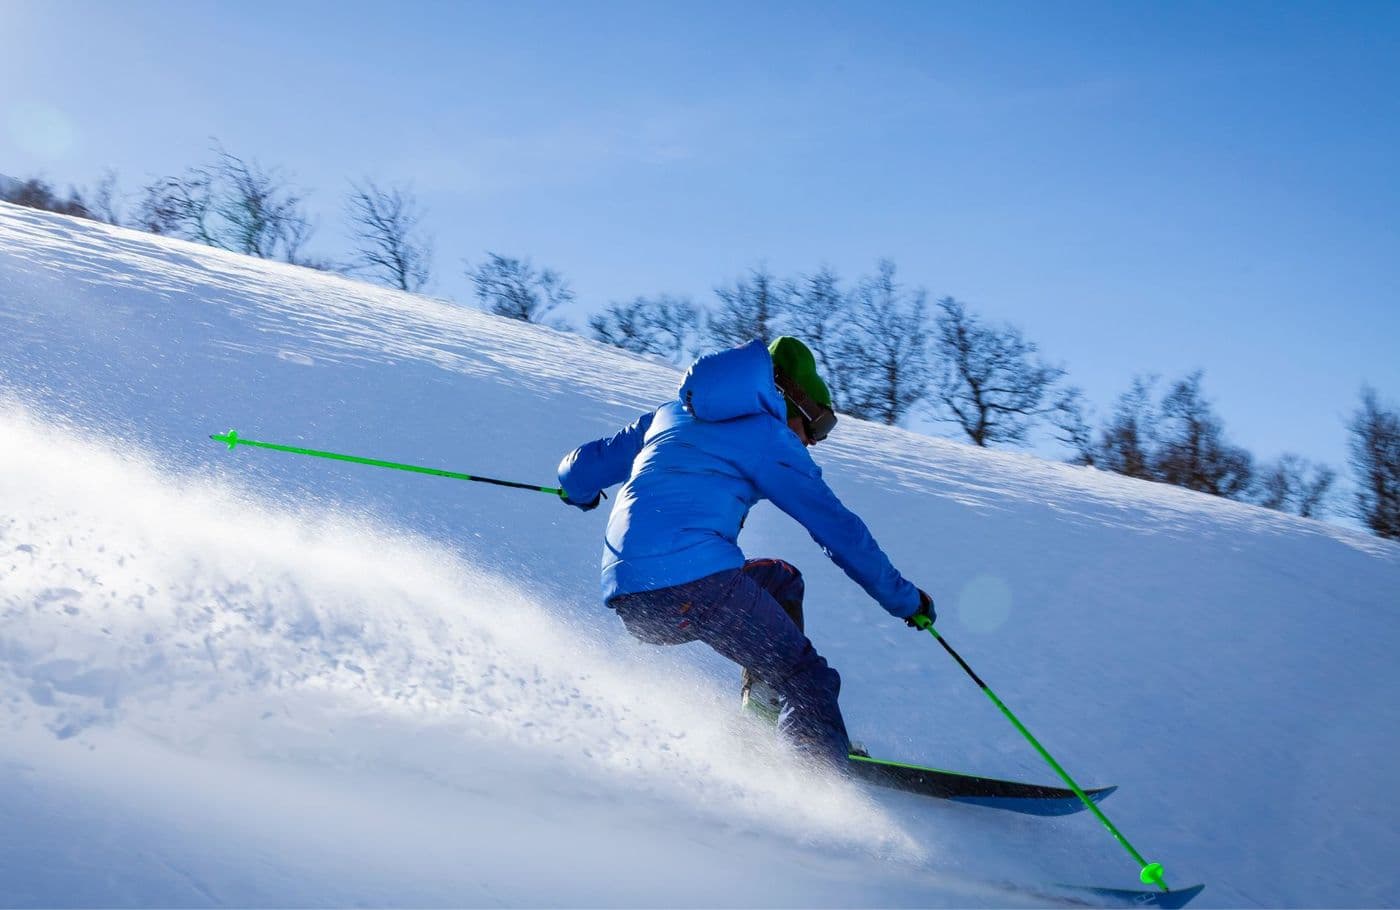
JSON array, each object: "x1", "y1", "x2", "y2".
[
  {"x1": 910, "y1": 614, "x2": 1170, "y2": 893},
  {"x1": 210, "y1": 429, "x2": 565, "y2": 497}
]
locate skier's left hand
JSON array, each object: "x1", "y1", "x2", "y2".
[{"x1": 905, "y1": 589, "x2": 936, "y2": 630}]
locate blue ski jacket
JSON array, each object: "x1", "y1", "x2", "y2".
[{"x1": 558, "y1": 340, "x2": 922, "y2": 619}]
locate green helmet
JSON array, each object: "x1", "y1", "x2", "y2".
[{"x1": 768, "y1": 336, "x2": 832, "y2": 421}]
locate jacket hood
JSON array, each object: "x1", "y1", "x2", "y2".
[{"x1": 678, "y1": 340, "x2": 786, "y2": 423}]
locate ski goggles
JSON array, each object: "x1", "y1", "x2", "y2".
[{"x1": 775, "y1": 372, "x2": 838, "y2": 442}]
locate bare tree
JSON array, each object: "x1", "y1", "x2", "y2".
[
  {"x1": 90, "y1": 169, "x2": 123, "y2": 225},
  {"x1": 135, "y1": 145, "x2": 315, "y2": 263},
  {"x1": 927, "y1": 295, "x2": 1065, "y2": 445},
  {"x1": 1051, "y1": 386, "x2": 1097, "y2": 466},
  {"x1": 705, "y1": 266, "x2": 790, "y2": 349},
  {"x1": 1255, "y1": 454, "x2": 1336, "y2": 518},
  {"x1": 1, "y1": 176, "x2": 92, "y2": 219},
  {"x1": 469, "y1": 252, "x2": 574, "y2": 323},
  {"x1": 590, "y1": 299, "x2": 653, "y2": 356},
  {"x1": 1348, "y1": 387, "x2": 1400, "y2": 539},
  {"x1": 136, "y1": 170, "x2": 216, "y2": 241},
  {"x1": 1096, "y1": 376, "x2": 1161, "y2": 479},
  {"x1": 589, "y1": 295, "x2": 700, "y2": 363},
  {"x1": 213, "y1": 148, "x2": 314, "y2": 262},
  {"x1": 1153, "y1": 372, "x2": 1253, "y2": 499},
  {"x1": 279, "y1": 214, "x2": 320, "y2": 268},
  {"x1": 838, "y1": 260, "x2": 931, "y2": 425},
  {"x1": 786, "y1": 267, "x2": 856, "y2": 406},
  {"x1": 345, "y1": 180, "x2": 432, "y2": 292}
]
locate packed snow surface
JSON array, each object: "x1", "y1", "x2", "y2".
[{"x1": 2, "y1": 202, "x2": 1398, "y2": 907}]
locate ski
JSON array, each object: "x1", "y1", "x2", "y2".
[
  {"x1": 847, "y1": 753, "x2": 1117, "y2": 816},
  {"x1": 1010, "y1": 881, "x2": 1206, "y2": 908}
]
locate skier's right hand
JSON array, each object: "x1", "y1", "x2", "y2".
[
  {"x1": 562, "y1": 490, "x2": 604, "y2": 512},
  {"x1": 905, "y1": 589, "x2": 936, "y2": 631}
]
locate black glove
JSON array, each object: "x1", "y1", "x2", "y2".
[
  {"x1": 905, "y1": 589, "x2": 936, "y2": 630},
  {"x1": 562, "y1": 490, "x2": 604, "y2": 512}
]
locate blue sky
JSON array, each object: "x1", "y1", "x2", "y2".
[{"x1": 3, "y1": 0, "x2": 1398, "y2": 483}]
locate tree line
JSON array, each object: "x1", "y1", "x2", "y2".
[
  {"x1": 3, "y1": 150, "x2": 1398, "y2": 541},
  {"x1": 1, "y1": 147, "x2": 431, "y2": 290}
]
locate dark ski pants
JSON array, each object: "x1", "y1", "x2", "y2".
[{"x1": 608, "y1": 558, "x2": 850, "y2": 770}]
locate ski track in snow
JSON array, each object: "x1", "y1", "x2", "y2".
[{"x1": 3, "y1": 202, "x2": 1400, "y2": 907}]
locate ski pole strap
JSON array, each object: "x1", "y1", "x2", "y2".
[
  {"x1": 209, "y1": 429, "x2": 565, "y2": 497},
  {"x1": 924, "y1": 624, "x2": 1169, "y2": 892}
]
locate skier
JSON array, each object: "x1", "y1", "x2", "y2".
[{"x1": 558, "y1": 336, "x2": 934, "y2": 771}]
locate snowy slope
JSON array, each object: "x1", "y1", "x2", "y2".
[{"x1": 2, "y1": 201, "x2": 1398, "y2": 907}]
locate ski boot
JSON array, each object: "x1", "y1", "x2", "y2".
[{"x1": 740, "y1": 675, "x2": 781, "y2": 728}]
